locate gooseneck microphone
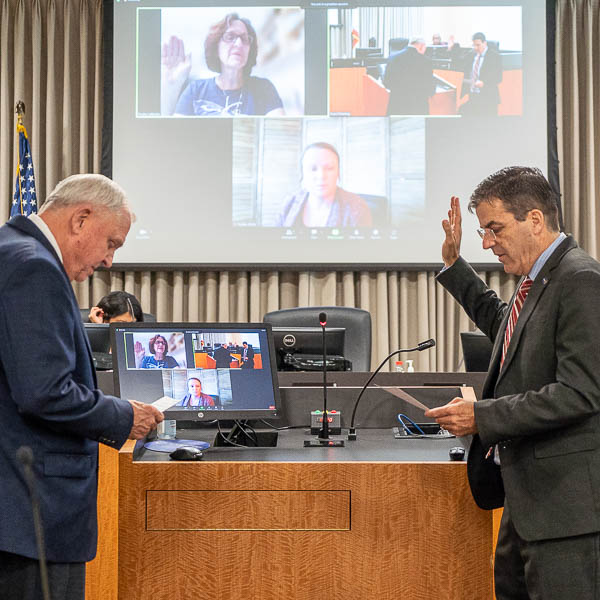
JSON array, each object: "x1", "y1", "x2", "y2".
[
  {"x1": 347, "y1": 339, "x2": 436, "y2": 440},
  {"x1": 304, "y1": 312, "x2": 345, "y2": 448},
  {"x1": 17, "y1": 446, "x2": 51, "y2": 600}
]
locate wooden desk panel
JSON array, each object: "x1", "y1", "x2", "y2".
[
  {"x1": 85, "y1": 444, "x2": 119, "y2": 600},
  {"x1": 117, "y1": 450, "x2": 492, "y2": 599},
  {"x1": 146, "y1": 489, "x2": 351, "y2": 531}
]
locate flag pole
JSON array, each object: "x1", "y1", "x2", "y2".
[{"x1": 10, "y1": 100, "x2": 38, "y2": 219}]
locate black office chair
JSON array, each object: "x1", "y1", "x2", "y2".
[
  {"x1": 388, "y1": 37, "x2": 409, "y2": 56},
  {"x1": 78, "y1": 308, "x2": 156, "y2": 322},
  {"x1": 263, "y1": 306, "x2": 372, "y2": 371},
  {"x1": 460, "y1": 330, "x2": 494, "y2": 372}
]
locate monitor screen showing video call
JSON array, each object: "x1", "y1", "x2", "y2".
[
  {"x1": 110, "y1": 0, "x2": 550, "y2": 266},
  {"x1": 111, "y1": 322, "x2": 281, "y2": 421}
]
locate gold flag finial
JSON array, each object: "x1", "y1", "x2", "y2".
[{"x1": 15, "y1": 101, "x2": 25, "y2": 125}]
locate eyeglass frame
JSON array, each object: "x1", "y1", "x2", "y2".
[
  {"x1": 221, "y1": 31, "x2": 253, "y2": 46},
  {"x1": 476, "y1": 228, "x2": 497, "y2": 241}
]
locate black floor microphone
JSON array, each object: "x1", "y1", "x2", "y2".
[
  {"x1": 17, "y1": 446, "x2": 52, "y2": 600},
  {"x1": 347, "y1": 339, "x2": 436, "y2": 440},
  {"x1": 304, "y1": 312, "x2": 345, "y2": 448}
]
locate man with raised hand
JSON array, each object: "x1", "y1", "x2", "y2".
[{"x1": 427, "y1": 167, "x2": 600, "y2": 599}]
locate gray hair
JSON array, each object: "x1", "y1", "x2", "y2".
[{"x1": 39, "y1": 173, "x2": 130, "y2": 215}]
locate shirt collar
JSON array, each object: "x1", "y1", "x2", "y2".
[
  {"x1": 528, "y1": 232, "x2": 566, "y2": 281},
  {"x1": 28, "y1": 213, "x2": 64, "y2": 264}
]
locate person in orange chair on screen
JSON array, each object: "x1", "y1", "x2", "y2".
[
  {"x1": 276, "y1": 142, "x2": 373, "y2": 228},
  {"x1": 177, "y1": 378, "x2": 217, "y2": 408},
  {"x1": 163, "y1": 13, "x2": 284, "y2": 117}
]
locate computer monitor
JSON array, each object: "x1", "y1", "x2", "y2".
[
  {"x1": 111, "y1": 322, "x2": 281, "y2": 421},
  {"x1": 271, "y1": 326, "x2": 346, "y2": 370},
  {"x1": 460, "y1": 331, "x2": 494, "y2": 372},
  {"x1": 84, "y1": 323, "x2": 111, "y2": 353}
]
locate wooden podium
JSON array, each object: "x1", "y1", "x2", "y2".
[
  {"x1": 330, "y1": 67, "x2": 389, "y2": 116},
  {"x1": 87, "y1": 430, "x2": 494, "y2": 600}
]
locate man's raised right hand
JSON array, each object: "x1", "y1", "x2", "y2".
[{"x1": 441, "y1": 195, "x2": 462, "y2": 267}]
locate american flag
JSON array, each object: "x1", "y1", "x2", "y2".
[{"x1": 11, "y1": 122, "x2": 38, "y2": 217}]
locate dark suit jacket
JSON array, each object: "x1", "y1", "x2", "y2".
[
  {"x1": 241, "y1": 345, "x2": 255, "y2": 368},
  {"x1": 463, "y1": 47, "x2": 502, "y2": 112},
  {"x1": 213, "y1": 346, "x2": 232, "y2": 368},
  {"x1": 0, "y1": 216, "x2": 133, "y2": 562},
  {"x1": 437, "y1": 237, "x2": 600, "y2": 542},
  {"x1": 384, "y1": 46, "x2": 435, "y2": 115}
]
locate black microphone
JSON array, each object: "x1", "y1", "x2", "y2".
[
  {"x1": 318, "y1": 312, "x2": 329, "y2": 440},
  {"x1": 304, "y1": 312, "x2": 345, "y2": 447},
  {"x1": 17, "y1": 446, "x2": 52, "y2": 600},
  {"x1": 347, "y1": 339, "x2": 436, "y2": 440}
]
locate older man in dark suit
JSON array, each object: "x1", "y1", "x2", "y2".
[
  {"x1": 427, "y1": 166, "x2": 600, "y2": 599},
  {"x1": 383, "y1": 37, "x2": 435, "y2": 115},
  {"x1": 0, "y1": 174, "x2": 163, "y2": 600}
]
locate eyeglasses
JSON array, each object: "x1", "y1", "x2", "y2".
[
  {"x1": 476, "y1": 228, "x2": 497, "y2": 241},
  {"x1": 221, "y1": 31, "x2": 253, "y2": 46}
]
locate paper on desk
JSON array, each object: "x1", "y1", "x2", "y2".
[
  {"x1": 376, "y1": 386, "x2": 429, "y2": 412},
  {"x1": 151, "y1": 396, "x2": 178, "y2": 412}
]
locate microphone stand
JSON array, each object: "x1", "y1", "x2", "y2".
[
  {"x1": 304, "y1": 312, "x2": 345, "y2": 448},
  {"x1": 347, "y1": 339, "x2": 436, "y2": 440},
  {"x1": 17, "y1": 446, "x2": 51, "y2": 600}
]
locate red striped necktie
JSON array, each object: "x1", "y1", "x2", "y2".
[{"x1": 500, "y1": 276, "x2": 533, "y2": 367}]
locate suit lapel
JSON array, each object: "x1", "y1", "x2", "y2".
[{"x1": 494, "y1": 236, "x2": 577, "y2": 387}]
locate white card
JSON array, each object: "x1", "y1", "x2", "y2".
[{"x1": 151, "y1": 395, "x2": 178, "y2": 413}]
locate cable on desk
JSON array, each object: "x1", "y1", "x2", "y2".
[
  {"x1": 235, "y1": 420, "x2": 259, "y2": 446},
  {"x1": 216, "y1": 420, "x2": 248, "y2": 448},
  {"x1": 397, "y1": 414, "x2": 426, "y2": 435},
  {"x1": 258, "y1": 419, "x2": 309, "y2": 431}
]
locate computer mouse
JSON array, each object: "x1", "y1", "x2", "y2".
[
  {"x1": 449, "y1": 446, "x2": 465, "y2": 461},
  {"x1": 170, "y1": 446, "x2": 204, "y2": 461}
]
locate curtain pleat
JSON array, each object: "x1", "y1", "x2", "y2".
[
  {"x1": 0, "y1": 0, "x2": 596, "y2": 371},
  {"x1": 556, "y1": 0, "x2": 599, "y2": 257}
]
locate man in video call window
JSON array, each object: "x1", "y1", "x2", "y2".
[
  {"x1": 383, "y1": 37, "x2": 435, "y2": 116},
  {"x1": 213, "y1": 343, "x2": 232, "y2": 369},
  {"x1": 240, "y1": 341, "x2": 255, "y2": 369},
  {"x1": 461, "y1": 31, "x2": 502, "y2": 117}
]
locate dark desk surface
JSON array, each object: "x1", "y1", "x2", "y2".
[{"x1": 134, "y1": 427, "x2": 468, "y2": 463}]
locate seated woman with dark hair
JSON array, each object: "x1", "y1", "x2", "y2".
[
  {"x1": 88, "y1": 291, "x2": 144, "y2": 324},
  {"x1": 134, "y1": 335, "x2": 179, "y2": 369},
  {"x1": 162, "y1": 13, "x2": 284, "y2": 116}
]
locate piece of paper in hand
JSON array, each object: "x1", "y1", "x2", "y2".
[
  {"x1": 151, "y1": 396, "x2": 178, "y2": 413},
  {"x1": 377, "y1": 386, "x2": 430, "y2": 412}
]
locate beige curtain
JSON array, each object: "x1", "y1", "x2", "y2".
[
  {"x1": 556, "y1": 0, "x2": 600, "y2": 257},
  {"x1": 2, "y1": 0, "x2": 596, "y2": 371}
]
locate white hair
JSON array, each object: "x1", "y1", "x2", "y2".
[
  {"x1": 409, "y1": 37, "x2": 426, "y2": 46},
  {"x1": 39, "y1": 173, "x2": 130, "y2": 215}
]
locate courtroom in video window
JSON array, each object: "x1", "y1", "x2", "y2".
[{"x1": 328, "y1": 5, "x2": 522, "y2": 117}]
